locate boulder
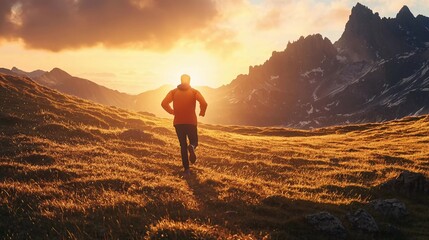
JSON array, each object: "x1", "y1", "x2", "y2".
[
  {"x1": 379, "y1": 171, "x2": 428, "y2": 195},
  {"x1": 371, "y1": 199, "x2": 408, "y2": 219},
  {"x1": 306, "y1": 211, "x2": 347, "y2": 239},
  {"x1": 347, "y1": 209, "x2": 378, "y2": 233}
]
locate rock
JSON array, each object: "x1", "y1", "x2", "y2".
[
  {"x1": 347, "y1": 209, "x2": 378, "y2": 233},
  {"x1": 379, "y1": 223, "x2": 404, "y2": 237},
  {"x1": 371, "y1": 199, "x2": 408, "y2": 219},
  {"x1": 306, "y1": 212, "x2": 347, "y2": 239},
  {"x1": 380, "y1": 171, "x2": 428, "y2": 195}
]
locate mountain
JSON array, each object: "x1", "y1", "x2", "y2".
[
  {"x1": 0, "y1": 67, "x2": 46, "y2": 78},
  {"x1": 3, "y1": 3, "x2": 428, "y2": 129},
  {"x1": 33, "y1": 68, "x2": 135, "y2": 109},
  {"x1": 201, "y1": 3, "x2": 429, "y2": 128},
  {"x1": 11, "y1": 67, "x2": 46, "y2": 79},
  {"x1": 0, "y1": 68, "x2": 15, "y2": 75},
  {"x1": 11, "y1": 66, "x2": 212, "y2": 119},
  {"x1": 336, "y1": 4, "x2": 429, "y2": 62},
  {"x1": 1, "y1": 72, "x2": 429, "y2": 239}
]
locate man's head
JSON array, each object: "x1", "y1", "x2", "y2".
[{"x1": 181, "y1": 74, "x2": 191, "y2": 85}]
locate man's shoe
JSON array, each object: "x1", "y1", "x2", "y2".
[
  {"x1": 188, "y1": 144, "x2": 196, "y2": 164},
  {"x1": 183, "y1": 169, "x2": 191, "y2": 176}
]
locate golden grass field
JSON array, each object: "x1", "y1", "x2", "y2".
[{"x1": 1, "y1": 73, "x2": 428, "y2": 239}]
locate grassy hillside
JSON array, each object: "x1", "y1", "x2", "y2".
[{"x1": 1, "y1": 73, "x2": 428, "y2": 239}]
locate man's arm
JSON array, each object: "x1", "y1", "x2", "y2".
[
  {"x1": 196, "y1": 91, "x2": 208, "y2": 117},
  {"x1": 161, "y1": 91, "x2": 174, "y2": 115}
]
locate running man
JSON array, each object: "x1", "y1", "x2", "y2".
[{"x1": 161, "y1": 74, "x2": 208, "y2": 175}]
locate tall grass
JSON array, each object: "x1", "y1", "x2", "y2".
[{"x1": 1, "y1": 73, "x2": 428, "y2": 239}]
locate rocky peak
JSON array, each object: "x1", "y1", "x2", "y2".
[
  {"x1": 281, "y1": 34, "x2": 337, "y2": 69},
  {"x1": 334, "y1": 3, "x2": 383, "y2": 61},
  {"x1": 341, "y1": 3, "x2": 381, "y2": 38},
  {"x1": 49, "y1": 68, "x2": 71, "y2": 79},
  {"x1": 396, "y1": 5, "x2": 414, "y2": 22},
  {"x1": 351, "y1": 2, "x2": 375, "y2": 19},
  {"x1": 246, "y1": 34, "x2": 337, "y2": 79},
  {"x1": 286, "y1": 34, "x2": 333, "y2": 51},
  {"x1": 334, "y1": 3, "x2": 429, "y2": 61}
]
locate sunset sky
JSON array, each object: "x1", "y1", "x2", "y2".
[{"x1": 1, "y1": 0, "x2": 429, "y2": 94}]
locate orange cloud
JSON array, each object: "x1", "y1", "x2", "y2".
[
  {"x1": 0, "y1": 0, "x2": 219, "y2": 51},
  {"x1": 255, "y1": 8, "x2": 282, "y2": 30},
  {"x1": 312, "y1": 5, "x2": 350, "y2": 29}
]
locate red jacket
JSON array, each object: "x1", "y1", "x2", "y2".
[{"x1": 161, "y1": 84, "x2": 208, "y2": 125}]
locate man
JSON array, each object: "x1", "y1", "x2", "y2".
[{"x1": 161, "y1": 74, "x2": 208, "y2": 175}]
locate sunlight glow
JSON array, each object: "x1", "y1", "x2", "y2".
[{"x1": 163, "y1": 51, "x2": 217, "y2": 87}]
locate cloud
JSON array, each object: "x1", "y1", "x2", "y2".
[
  {"x1": 0, "y1": 0, "x2": 17, "y2": 39},
  {"x1": 255, "y1": 8, "x2": 282, "y2": 30},
  {"x1": 197, "y1": 27, "x2": 241, "y2": 57},
  {"x1": 0, "y1": 0, "x2": 219, "y2": 51}
]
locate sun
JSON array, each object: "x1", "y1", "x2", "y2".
[
  {"x1": 173, "y1": 66, "x2": 206, "y2": 86},
  {"x1": 163, "y1": 50, "x2": 217, "y2": 87}
]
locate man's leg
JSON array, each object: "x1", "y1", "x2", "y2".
[
  {"x1": 187, "y1": 124, "x2": 198, "y2": 148},
  {"x1": 187, "y1": 124, "x2": 198, "y2": 164},
  {"x1": 174, "y1": 125, "x2": 189, "y2": 171}
]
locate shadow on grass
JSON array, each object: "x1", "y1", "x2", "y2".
[
  {"x1": 2, "y1": 170, "x2": 425, "y2": 239},
  {"x1": 181, "y1": 171, "x2": 339, "y2": 238}
]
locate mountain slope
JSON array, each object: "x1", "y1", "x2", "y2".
[
  {"x1": 34, "y1": 68, "x2": 135, "y2": 109},
  {"x1": 1, "y1": 73, "x2": 429, "y2": 239},
  {"x1": 199, "y1": 3, "x2": 429, "y2": 128}
]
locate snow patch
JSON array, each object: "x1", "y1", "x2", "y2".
[
  {"x1": 228, "y1": 97, "x2": 239, "y2": 104},
  {"x1": 301, "y1": 67, "x2": 324, "y2": 78},
  {"x1": 399, "y1": 75, "x2": 414, "y2": 85},
  {"x1": 247, "y1": 89, "x2": 257, "y2": 101},
  {"x1": 336, "y1": 55, "x2": 347, "y2": 63},
  {"x1": 312, "y1": 85, "x2": 321, "y2": 101},
  {"x1": 306, "y1": 105, "x2": 314, "y2": 114},
  {"x1": 298, "y1": 121, "x2": 311, "y2": 127},
  {"x1": 399, "y1": 63, "x2": 429, "y2": 85},
  {"x1": 421, "y1": 65, "x2": 429, "y2": 77},
  {"x1": 398, "y1": 51, "x2": 415, "y2": 59},
  {"x1": 327, "y1": 101, "x2": 338, "y2": 108},
  {"x1": 376, "y1": 51, "x2": 380, "y2": 58},
  {"x1": 381, "y1": 86, "x2": 390, "y2": 95},
  {"x1": 414, "y1": 107, "x2": 424, "y2": 116},
  {"x1": 367, "y1": 95, "x2": 376, "y2": 102},
  {"x1": 387, "y1": 98, "x2": 405, "y2": 108},
  {"x1": 270, "y1": 75, "x2": 279, "y2": 80}
]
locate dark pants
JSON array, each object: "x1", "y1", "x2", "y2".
[{"x1": 174, "y1": 124, "x2": 198, "y2": 170}]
